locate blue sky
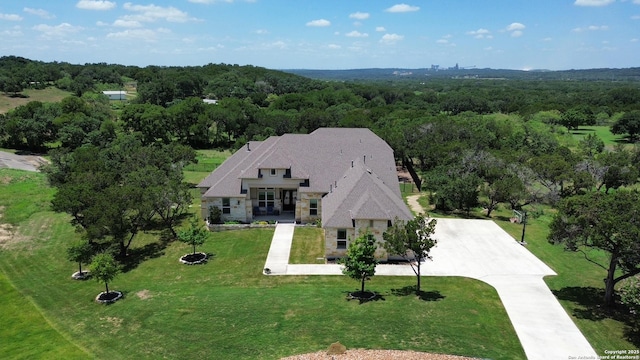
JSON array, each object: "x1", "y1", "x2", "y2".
[{"x1": 0, "y1": 0, "x2": 638, "y2": 70}]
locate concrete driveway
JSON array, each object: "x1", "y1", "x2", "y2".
[
  {"x1": 264, "y1": 219, "x2": 598, "y2": 360},
  {"x1": 0, "y1": 151, "x2": 47, "y2": 172}
]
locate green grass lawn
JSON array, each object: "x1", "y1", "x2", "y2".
[
  {"x1": 571, "y1": 126, "x2": 634, "y2": 149},
  {"x1": 289, "y1": 226, "x2": 325, "y2": 264},
  {"x1": 0, "y1": 87, "x2": 72, "y2": 114},
  {"x1": 0, "y1": 169, "x2": 527, "y2": 359},
  {"x1": 183, "y1": 149, "x2": 231, "y2": 186}
]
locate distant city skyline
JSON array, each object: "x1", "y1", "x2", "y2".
[{"x1": 0, "y1": 0, "x2": 638, "y2": 70}]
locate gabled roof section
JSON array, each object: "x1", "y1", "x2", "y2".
[
  {"x1": 197, "y1": 140, "x2": 263, "y2": 197},
  {"x1": 322, "y1": 161, "x2": 413, "y2": 228}
]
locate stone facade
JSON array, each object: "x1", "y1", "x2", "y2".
[
  {"x1": 324, "y1": 219, "x2": 393, "y2": 260},
  {"x1": 296, "y1": 192, "x2": 324, "y2": 224}
]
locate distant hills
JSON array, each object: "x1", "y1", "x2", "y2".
[{"x1": 283, "y1": 67, "x2": 640, "y2": 82}]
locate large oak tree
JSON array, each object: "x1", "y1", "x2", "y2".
[{"x1": 548, "y1": 190, "x2": 640, "y2": 307}]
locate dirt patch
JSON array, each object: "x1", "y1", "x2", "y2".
[
  {"x1": 0, "y1": 207, "x2": 14, "y2": 249},
  {"x1": 136, "y1": 289, "x2": 153, "y2": 300},
  {"x1": 100, "y1": 316, "x2": 123, "y2": 334}
]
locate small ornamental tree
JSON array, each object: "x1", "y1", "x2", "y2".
[
  {"x1": 383, "y1": 214, "x2": 437, "y2": 295},
  {"x1": 66, "y1": 240, "x2": 94, "y2": 277},
  {"x1": 90, "y1": 252, "x2": 120, "y2": 296},
  {"x1": 339, "y1": 232, "x2": 378, "y2": 295},
  {"x1": 178, "y1": 216, "x2": 209, "y2": 255}
]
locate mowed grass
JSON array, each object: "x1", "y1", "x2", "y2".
[
  {"x1": 0, "y1": 169, "x2": 526, "y2": 359},
  {"x1": 289, "y1": 226, "x2": 325, "y2": 264},
  {"x1": 183, "y1": 149, "x2": 231, "y2": 186},
  {"x1": 571, "y1": 126, "x2": 633, "y2": 149},
  {"x1": 0, "y1": 87, "x2": 72, "y2": 114},
  {"x1": 0, "y1": 273, "x2": 88, "y2": 359}
]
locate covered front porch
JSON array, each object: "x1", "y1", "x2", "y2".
[{"x1": 249, "y1": 187, "x2": 298, "y2": 221}]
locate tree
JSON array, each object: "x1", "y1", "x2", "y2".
[
  {"x1": 383, "y1": 214, "x2": 437, "y2": 295},
  {"x1": 66, "y1": 240, "x2": 94, "y2": 277},
  {"x1": 339, "y1": 232, "x2": 378, "y2": 295},
  {"x1": 611, "y1": 110, "x2": 640, "y2": 142},
  {"x1": 177, "y1": 216, "x2": 209, "y2": 255},
  {"x1": 548, "y1": 190, "x2": 640, "y2": 307},
  {"x1": 90, "y1": 252, "x2": 120, "y2": 295}
]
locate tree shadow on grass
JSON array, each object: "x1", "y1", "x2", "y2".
[
  {"x1": 121, "y1": 239, "x2": 168, "y2": 273},
  {"x1": 343, "y1": 290, "x2": 385, "y2": 305},
  {"x1": 553, "y1": 286, "x2": 640, "y2": 347},
  {"x1": 391, "y1": 285, "x2": 445, "y2": 302}
]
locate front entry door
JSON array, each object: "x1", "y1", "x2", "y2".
[{"x1": 282, "y1": 190, "x2": 296, "y2": 212}]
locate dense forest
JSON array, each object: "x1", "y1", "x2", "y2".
[
  {"x1": 1, "y1": 54, "x2": 639, "y2": 210},
  {"x1": 1, "y1": 55, "x2": 640, "y2": 309}
]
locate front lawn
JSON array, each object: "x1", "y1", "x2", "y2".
[{"x1": 0, "y1": 169, "x2": 526, "y2": 359}]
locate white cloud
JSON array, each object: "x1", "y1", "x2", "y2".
[
  {"x1": 33, "y1": 23, "x2": 83, "y2": 38},
  {"x1": 349, "y1": 12, "x2": 370, "y2": 20},
  {"x1": 375, "y1": 26, "x2": 386, "y2": 32},
  {"x1": 0, "y1": 13, "x2": 23, "y2": 21},
  {"x1": 574, "y1": 0, "x2": 615, "y2": 6},
  {"x1": 107, "y1": 28, "x2": 161, "y2": 42},
  {"x1": 436, "y1": 39, "x2": 448, "y2": 44},
  {"x1": 467, "y1": 28, "x2": 492, "y2": 39},
  {"x1": 23, "y1": 8, "x2": 55, "y2": 19},
  {"x1": 385, "y1": 4, "x2": 420, "y2": 13},
  {"x1": 254, "y1": 29, "x2": 268, "y2": 34},
  {"x1": 631, "y1": 38, "x2": 639, "y2": 42},
  {"x1": 573, "y1": 25, "x2": 609, "y2": 32},
  {"x1": 122, "y1": 3, "x2": 198, "y2": 23},
  {"x1": 346, "y1": 30, "x2": 368, "y2": 38},
  {"x1": 76, "y1": 0, "x2": 117, "y2": 11},
  {"x1": 189, "y1": 0, "x2": 235, "y2": 3},
  {"x1": 306, "y1": 19, "x2": 330, "y2": 27},
  {"x1": 328, "y1": 44, "x2": 341, "y2": 49},
  {"x1": 113, "y1": 19, "x2": 142, "y2": 27},
  {"x1": 380, "y1": 33, "x2": 404, "y2": 44},
  {"x1": 632, "y1": 15, "x2": 640, "y2": 19},
  {"x1": 511, "y1": 30, "x2": 523, "y2": 38},
  {"x1": 2, "y1": 26, "x2": 23, "y2": 37},
  {"x1": 506, "y1": 22, "x2": 525, "y2": 31}
]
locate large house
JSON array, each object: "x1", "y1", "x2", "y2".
[{"x1": 197, "y1": 128, "x2": 413, "y2": 260}]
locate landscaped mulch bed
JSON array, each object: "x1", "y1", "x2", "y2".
[{"x1": 281, "y1": 349, "x2": 476, "y2": 360}]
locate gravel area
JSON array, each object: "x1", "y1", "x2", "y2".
[{"x1": 281, "y1": 350, "x2": 476, "y2": 360}]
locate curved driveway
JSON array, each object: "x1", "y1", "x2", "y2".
[{"x1": 264, "y1": 220, "x2": 598, "y2": 360}]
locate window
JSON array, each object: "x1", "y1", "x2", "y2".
[
  {"x1": 387, "y1": 220, "x2": 392, "y2": 228},
  {"x1": 258, "y1": 188, "x2": 275, "y2": 208},
  {"x1": 222, "y1": 198, "x2": 231, "y2": 214},
  {"x1": 369, "y1": 220, "x2": 374, "y2": 228},
  {"x1": 309, "y1": 199, "x2": 318, "y2": 216},
  {"x1": 337, "y1": 230, "x2": 347, "y2": 249},
  {"x1": 270, "y1": 168, "x2": 277, "y2": 176}
]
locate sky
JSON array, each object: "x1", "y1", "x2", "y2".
[{"x1": 0, "y1": 0, "x2": 639, "y2": 70}]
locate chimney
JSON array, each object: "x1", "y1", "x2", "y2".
[
  {"x1": 247, "y1": 142, "x2": 251, "y2": 151},
  {"x1": 363, "y1": 155, "x2": 366, "y2": 164},
  {"x1": 330, "y1": 184, "x2": 333, "y2": 193},
  {"x1": 351, "y1": 160, "x2": 354, "y2": 168}
]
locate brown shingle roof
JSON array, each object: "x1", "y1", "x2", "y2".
[
  {"x1": 198, "y1": 128, "x2": 404, "y2": 203},
  {"x1": 321, "y1": 160, "x2": 413, "y2": 228}
]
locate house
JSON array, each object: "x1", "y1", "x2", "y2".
[
  {"x1": 197, "y1": 128, "x2": 413, "y2": 260},
  {"x1": 102, "y1": 90, "x2": 127, "y2": 100}
]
